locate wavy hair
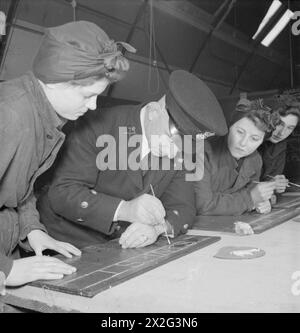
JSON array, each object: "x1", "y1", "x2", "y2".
[{"x1": 231, "y1": 98, "x2": 281, "y2": 139}]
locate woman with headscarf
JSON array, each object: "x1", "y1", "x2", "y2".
[
  {"x1": 194, "y1": 99, "x2": 280, "y2": 217},
  {"x1": 0, "y1": 21, "x2": 135, "y2": 288}
]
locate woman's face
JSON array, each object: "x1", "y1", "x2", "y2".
[
  {"x1": 269, "y1": 113, "x2": 299, "y2": 144},
  {"x1": 227, "y1": 117, "x2": 265, "y2": 159},
  {"x1": 45, "y1": 78, "x2": 110, "y2": 120}
]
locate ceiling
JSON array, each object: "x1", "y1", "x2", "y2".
[{"x1": 1, "y1": 0, "x2": 299, "y2": 98}]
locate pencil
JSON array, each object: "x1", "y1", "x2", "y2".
[{"x1": 150, "y1": 184, "x2": 171, "y2": 245}]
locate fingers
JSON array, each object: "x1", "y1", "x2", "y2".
[
  {"x1": 119, "y1": 224, "x2": 139, "y2": 247},
  {"x1": 256, "y1": 200, "x2": 271, "y2": 214},
  {"x1": 34, "y1": 259, "x2": 76, "y2": 281},
  {"x1": 33, "y1": 247, "x2": 44, "y2": 256},
  {"x1": 263, "y1": 191, "x2": 275, "y2": 201},
  {"x1": 257, "y1": 182, "x2": 276, "y2": 201},
  {"x1": 274, "y1": 175, "x2": 288, "y2": 181},
  {"x1": 234, "y1": 222, "x2": 254, "y2": 235},
  {"x1": 35, "y1": 273, "x2": 64, "y2": 281},
  {"x1": 57, "y1": 242, "x2": 82, "y2": 257},
  {"x1": 119, "y1": 224, "x2": 152, "y2": 248},
  {"x1": 274, "y1": 176, "x2": 289, "y2": 193},
  {"x1": 138, "y1": 209, "x2": 157, "y2": 225},
  {"x1": 45, "y1": 241, "x2": 82, "y2": 259},
  {"x1": 144, "y1": 195, "x2": 165, "y2": 217},
  {"x1": 38, "y1": 256, "x2": 77, "y2": 273},
  {"x1": 5, "y1": 256, "x2": 77, "y2": 286},
  {"x1": 121, "y1": 234, "x2": 147, "y2": 248}
]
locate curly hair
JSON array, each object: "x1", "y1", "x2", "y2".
[
  {"x1": 272, "y1": 94, "x2": 300, "y2": 120},
  {"x1": 231, "y1": 98, "x2": 281, "y2": 139}
]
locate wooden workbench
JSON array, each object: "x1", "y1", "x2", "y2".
[{"x1": 1, "y1": 215, "x2": 300, "y2": 313}]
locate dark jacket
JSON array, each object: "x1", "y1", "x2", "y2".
[
  {"x1": 194, "y1": 137, "x2": 261, "y2": 216},
  {"x1": 37, "y1": 105, "x2": 196, "y2": 248},
  {"x1": 0, "y1": 72, "x2": 65, "y2": 277},
  {"x1": 258, "y1": 140, "x2": 287, "y2": 180}
]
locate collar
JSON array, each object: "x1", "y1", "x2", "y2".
[{"x1": 25, "y1": 72, "x2": 67, "y2": 131}]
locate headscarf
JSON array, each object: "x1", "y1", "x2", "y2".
[{"x1": 32, "y1": 21, "x2": 136, "y2": 83}]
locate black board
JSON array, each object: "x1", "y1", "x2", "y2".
[
  {"x1": 193, "y1": 193, "x2": 300, "y2": 234},
  {"x1": 30, "y1": 234, "x2": 220, "y2": 298}
]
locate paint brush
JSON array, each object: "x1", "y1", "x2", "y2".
[{"x1": 150, "y1": 184, "x2": 171, "y2": 245}]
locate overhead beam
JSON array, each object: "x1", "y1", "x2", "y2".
[
  {"x1": 107, "y1": 0, "x2": 148, "y2": 97},
  {"x1": 54, "y1": 0, "x2": 288, "y2": 69},
  {"x1": 55, "y1": 0, "x2": 144, "y2": 31},
  {"x1": 229, "y1": 45, "x2": 257, "y2": 94},
  {"x1": 154, "y1": 0, "x2": 288, "y2": 69},
  {"x1": 189, "y1": 0, "x2": 236, "y2": 72}
]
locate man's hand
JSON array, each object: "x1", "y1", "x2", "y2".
[
  {"x1": 5, "y1": 256, "x2": 77, "y2": 287},
  {"x1": 117, "y1": 194, "x2": 166, "y2": 226},
  {"x1": 27, "y1": 230, "x2": 81, "y2": 258},
  {"x1": 273, "y1": 175, "x2": 289, "y2": 193},
  {"x1": 119, "y1": 223, "x2": 160, "y2": 248},
  {"x1": 255, "y1": 200, "x2": 272, "y2": 214},
  {"x1": 250, "y1": 181, "x2": 276, "y2": 205}
]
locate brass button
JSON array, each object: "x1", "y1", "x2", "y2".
[
  {"x1": 77, "y1": 218, "x2": 84, "y2": 222},
  {"x1": 80, "y1": 201, "x2": 89, "y2": 209},
  {"x1": 90, "y1": 189, "x2": 97, "y2": 195},
  {"x1": 183, "y1": 224, "x2": 188, "y2": 229}
]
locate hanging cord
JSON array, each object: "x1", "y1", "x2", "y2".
[
  {"x1": 147, "y1": 0, "x2": 160, "y2": 94},
  {"x1": 214, "y1": 0, "x2": 236, "y2": 31},
  {"x1": 233, "y1": 0, "x2": 238, "y2": 90},
  {"x1": 70, "y1": 0, "x2": 77, "y2": 21}
]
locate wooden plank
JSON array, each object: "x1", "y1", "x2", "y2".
[
  {"x1": 30, "y1": 234, "x2": 220, "y2": 298},
  {"x1": 193, "y1": 194, "x2": 300, "y2": 233},
  {"x1": 1, "y1": 294, "x2": 78, "y2": 313}
]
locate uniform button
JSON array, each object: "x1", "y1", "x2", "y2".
[
  {"x1": 90, "y1": 189, "x2": 97, "y2": 195},
  {"x1": 77, "y1": 218, "x2": 84, "y2": 222},
  {"x1": 183, "y1": 224, "x2": 188, "y2": 229},
  {"x1": 80, "y1": 201, "x2": 89, "y2": 208},
  {"x1": 173, "y1": 210, "x2": 179, "y2": 216},
  {"x1": 46, "y1": 134, "x2": 53, "y2": 140},
  {"x1": 116, "y1": 225, "x2": 121, "y2": 231}
]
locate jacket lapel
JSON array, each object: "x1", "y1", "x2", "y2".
[
  {"x1": 143, "y1": 155, "x2": 171, "y2": 192},
  {"x1": 119, "y1": 106, "x2": 144, "y2": 190}
]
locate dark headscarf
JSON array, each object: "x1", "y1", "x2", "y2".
[{"x1": 32, "y1": 21, "x2": 136, "y2": 83}]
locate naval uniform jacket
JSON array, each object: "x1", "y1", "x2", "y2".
[
  {"x1": 37, "y1": 105, "x2": 196, "y2": 249},
  {"x1": 194, "y1": 137, "x2": 261, "y2": 216},
  {"x1": 0, "y1": 72, "x2": 65, "y2": 277},
  {"x1": 258, "y1": 140, "x2": 287, "y2": 181}
]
